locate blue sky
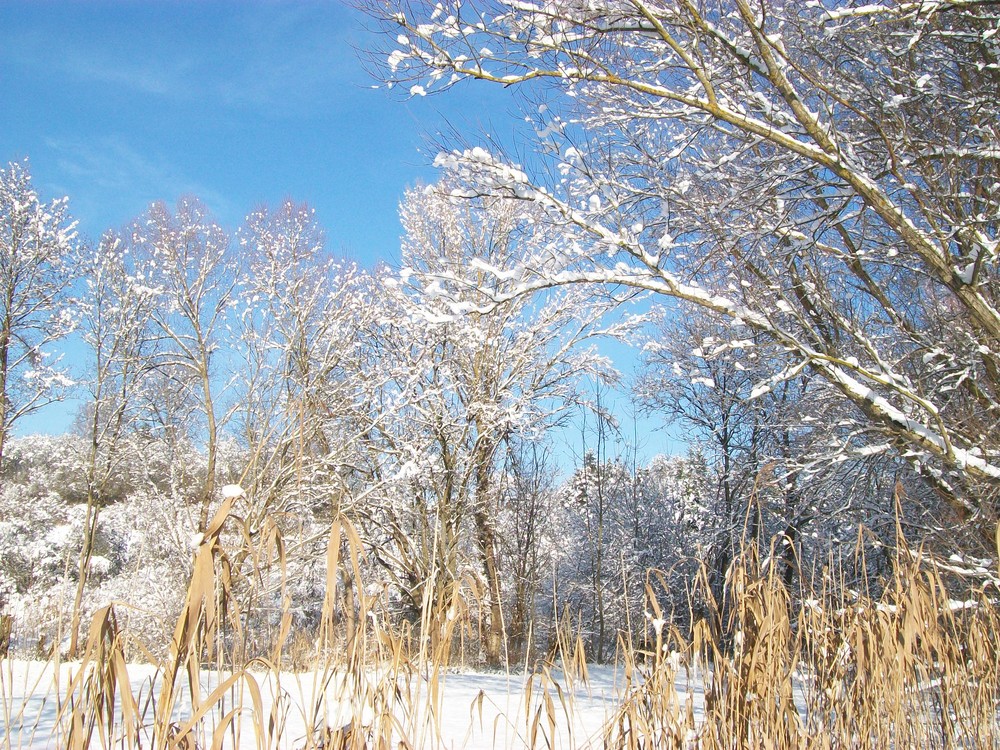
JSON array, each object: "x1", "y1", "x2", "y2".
[
  {"x1": 0, "y1": 0, "x2": 519, "y2": 262},
  {"x1": 0, "y1": 1, "x2": 682, "y2": 458}
]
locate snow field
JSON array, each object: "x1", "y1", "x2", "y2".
[{"x1": 0, "y1": 659, "x2": 661, "y2": 749}]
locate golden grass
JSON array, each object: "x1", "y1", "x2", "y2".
[
  {"x1": 605, "y1": 541, "x2": 1000, "y2": 749},
  {"x1": 3, "y1": 505, "x2": 999, "y2": 749}
]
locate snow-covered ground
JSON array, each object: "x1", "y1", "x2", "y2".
[{"x1": 1, "y1": 659, "x2": 700, "y2": 749}]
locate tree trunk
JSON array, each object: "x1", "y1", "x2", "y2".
[
  {"x1": 474, "y1": 507, "x2": 505, "y2": 667},
  {"x1": 198, "y1": 362, "x2": 218, "y2": 532},
  {"x1": 473, "y1": 453, "x2": 505, "y2": 667},
  {"x1": 0, "y1": 614, "x2": 11, "y2": 658},
  {"x1": 0, "y1": 307, "x2": 12, "y2": 469},
  {"x1": 67, "y1": 498, "x2": 100, "y2": 658}
]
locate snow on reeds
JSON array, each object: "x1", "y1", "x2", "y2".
[{"x1": 2, "y1": 499, "x2": 999, "y2": 748}]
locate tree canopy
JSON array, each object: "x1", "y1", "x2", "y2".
[{"x1": 366, "y1": 0, "x2": 1000, "y2": 538}]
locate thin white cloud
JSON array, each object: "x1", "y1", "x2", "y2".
[
  {"x1": 43, "y1": 136, "x2": 236, "y2": 231},
  {"x1": 1, "y1": 6, "x2": 362, "y2": 117},
  {"x1": 1, "y1": 28, "x2": 194, "y2": 99},
  {"x1": 61, "y1": 54, "x2": 196, "y2": 98}
]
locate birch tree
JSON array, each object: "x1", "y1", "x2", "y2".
[
  {"x1": 367, "y1": 0, "x2": 1000, "y2": 544},
  {"x1": 0, "y1": 161, "x2": 77, "y2": 467}
]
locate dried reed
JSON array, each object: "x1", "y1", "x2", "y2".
[{"x1": 3, "y1": 512, "x2": 998, "y2": 749}]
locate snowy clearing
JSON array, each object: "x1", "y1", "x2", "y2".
[{"x1": 0, "y1": 659, "x2": 705, "y2": 749}]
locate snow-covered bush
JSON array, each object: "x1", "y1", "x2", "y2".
[{"x1": 2, "y1": 434, "x2": 90, "y2": 504}]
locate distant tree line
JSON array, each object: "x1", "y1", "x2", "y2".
[{"x1": 2, "y1": 142, "x2": 990, "y2": 664}]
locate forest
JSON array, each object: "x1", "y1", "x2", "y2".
[
  {"x1": 0, "y1": 172, "x2": 834, "y2": 667},
  {"x1": 1, "y1": 1, "x2": 999, "y2": 747}
]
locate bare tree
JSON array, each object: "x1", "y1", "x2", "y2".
[
  {"x1": 497, "y1": 439, "x2": 558, "y2": 660},
  {"x1": 368, "y1": 184, "x2": 614, "y2": 665},
  {"x1": 236, "y1": 201, "x2": 371, "y2": 524},
  {"x1": 67, "y1": 231, "x2": 158, "y2": 657},
  {"x1": 555, "y1": 437, "x2": 715, "y2": 658},
  {"x1": 233, "y1": 201, "x2": 378, "y2": 646},
  {"x1": 0, "y1": 161, "x2": 77, "y2": 466},
  {"x1": 127, "y1": 198, "x2": 239, "y2": 532},
  {"x1": 640, "y1": 315, "x2": 768, "y2": 559}
]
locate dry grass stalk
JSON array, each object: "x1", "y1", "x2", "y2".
[
  {"x1": 59, "y1": 606, "x2": 139, "y2": 749},
  {"x1": 6, "y1": 503, "x2": 1000, "y2": 749},
  {"x1": 604, "y1": 540, "x2": 1000, "y2": 749}
]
